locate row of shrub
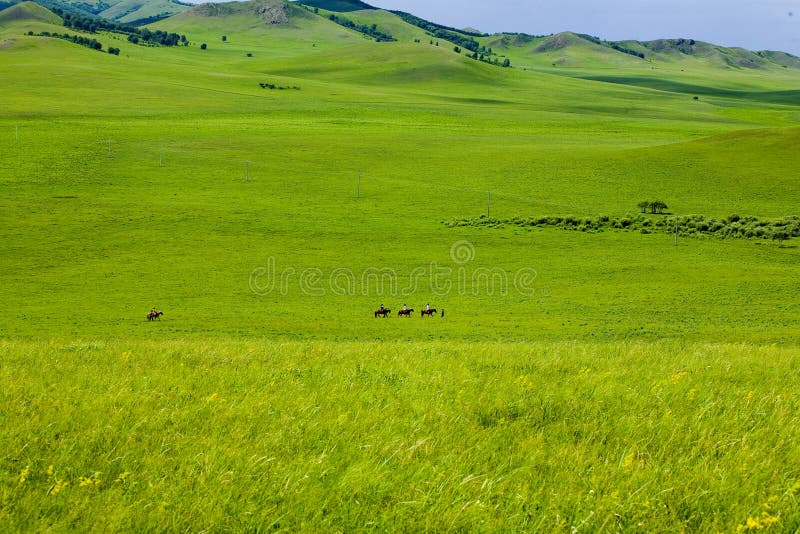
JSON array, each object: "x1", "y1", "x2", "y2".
[
  {"x1": 452, "y1": 46, "x2": 508, "y2": 66},
  {"x1": 30, "y1": 31, "x2": 103, "y2": 52},
  {"x1": 470, "y1": 51, "x2": 510, "y2": 67},
  {"x1": 392, "y1": 10, "x2": 482, "y2": 52},
  {"x1": 52, "y1": 8, "x2": 186, "y2": 47},
  {"x1": 391, "y1": 10, "x2": 486, "y2": 38},
  {"x1": 444, "y1": 213, "x2": 798, "y2": 244},
  {"x1": 258, "y1": 83, "x2": 300, "y2": 90},
  {"x1": 326, "y1": 13, "x2": 395, "y2": 42},
  {"x1": 577, "y1": 33, "x2": 645, "y2": 59}
]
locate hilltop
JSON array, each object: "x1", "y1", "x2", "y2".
[
  {"x1": 0, "y1": 0, "x2": 59, "y2": 24},
  {"x1": 483, "y1": 31, "x2": 800, "y2": 71},
  {"x1": 0, "y1": 0, "x2": 188, "y2": 24},
  {"x1": 185, "y1": 0, "x2": 305, "y2": 25}
]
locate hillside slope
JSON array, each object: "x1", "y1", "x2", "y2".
[
  {"x1": 0, "y1": 0, "x2": 188, "y2": 23},
  {"x1": 0, "y1": 0, "x2": 59, "y2": 24},
  {"x1": 484, "y1": 31, "x2": 800, "y2": 72},
  {"x1": 152, "y1": 0, "x2": 365, "y2": 54}
]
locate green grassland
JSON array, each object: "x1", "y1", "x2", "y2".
[
  {"x1": 1, "y1": 7, "x2": 798, "y2": 342},
  {"x1": 2, "y1": 0, "x2": 800, "y2": 529},
  {"x1": 2, "y1": 339, "x2": 800, "y2": 531}
]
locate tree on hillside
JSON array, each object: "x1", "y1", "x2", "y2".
[
  {"x1": 200, "y1": 43, "x2": 207, "y2": 50},
  {"x1": 222, "y1": 35, "x2": 227, "y2": 42},
  {"x1": 772, "y1": 229, "x2": 790, "y2": 247},
  {"x1": 650, "y1": 200, "x2": 668, "y2": 214},
  {"x1": 502, "y1": 58, "x2": 511, "y2": 67},
  {"x1": 638, "y1": 200, "x2": 668, "y2": 214}
]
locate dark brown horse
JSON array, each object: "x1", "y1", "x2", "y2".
[
  {"x1": 397, "y1": 308, "x2": 414, "y2": 317},
  {"x1": 147, "y1": 310, "x2": 163, "y2": 321},
  {"x1": 374, "y1": 308, "x2": 391, "y2": 318},
  {"x1": 420, "y1": 308, "x2": 437, "y2": 317}
]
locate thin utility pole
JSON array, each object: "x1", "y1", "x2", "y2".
[
  {"x1": 357, "y1": 173, "x2": 361, "y2": 199},
  {"x1": 674, "y1": 216, "x2": 678, "y2": 246},
  {"x1": 487, "y1": 191, "x2": 491, "y2": 218},
  {"x1": 245, "y1": 160, "x2": 250, "y2": 182},
  {"x1": 107, "y1": 139, "x2": 112, "y2": 158}
]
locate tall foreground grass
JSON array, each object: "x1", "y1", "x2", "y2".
[{"x1": 1, "y1": 339, "x2": 799, "y2": 531}]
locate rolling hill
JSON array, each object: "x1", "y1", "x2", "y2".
[
  {"x1": 0, "y1": 0, "x2": 59, "y2": 24},
  {"x1": 5, "y1": 0, "x2": 800, "y2": 75},
  {"x1": 483, "y1": 31, "x2": 800, "y2": 73},
  {"x1": 0, "y1": 0, "x2": 188, "y2": 24}
]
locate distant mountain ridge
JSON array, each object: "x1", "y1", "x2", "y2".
[
  {"x1": 485, "y1": 31, "x2": 800, "y2": 71},
  {"x1": 1, "y1": 0, "x2": 798, "y2": 70}
]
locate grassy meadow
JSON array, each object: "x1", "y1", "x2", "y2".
[
  {"x1": 3, "y1": 339, "x2": 800, "y2": 531},
  {"x1": 2, "y1": 1, "x2": 800, "y2": 530}
]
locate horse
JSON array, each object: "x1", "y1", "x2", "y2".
[
  {"x1": 147, "y1": 310, "x2": 163, "y2": 321},
  {"x1": 374, "y1": 308, "x2": 391, "y2": 318},
  {"x1": 397, "y1": 308, "x2": 414, "y2": 317},
  {"x1": 421, "y1": 308, "x2": 437, "y2": 317}
]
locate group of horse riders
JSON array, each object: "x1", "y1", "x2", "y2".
[{"x1": 376, "y1": 303, "x2": 441, "y2": 317}]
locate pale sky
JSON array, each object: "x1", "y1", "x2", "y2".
[{"x1": 366, "y1": 0, "x2": 800, "y2": 55}]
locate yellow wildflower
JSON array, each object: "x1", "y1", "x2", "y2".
[
  {"x1": 49, "y1": 479, "x2": 68, "y2": 496},
  {"x1": 763, "y1": 496, "x2": 778, "y2": 510},
  {"x1": 46, "y1": 465, "x2": 54, "y2": 476},
  {"x1": 738, "y1": 511, "x2": 780, "y2": 531},
  {"x1": 18, "y1": 465, "x2": 30, "y2": 485},
  {"x1": 621, "y1": 451, "x2": 636, "y2": 470},
  {"x1": 79, "y1": 472, "x2": 102, "y2": 487},
  {"x1": 671, "y1": 371, "x2": 688, "y2": 383}
]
